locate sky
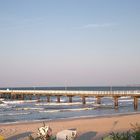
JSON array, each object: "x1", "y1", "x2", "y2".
[{"x1": 0, "y1": 0, "x2": 140, "y2": 87}]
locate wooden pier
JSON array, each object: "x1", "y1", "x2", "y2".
[{"x1": 0, "y1": 90, "x2": 140, "y2": 110}]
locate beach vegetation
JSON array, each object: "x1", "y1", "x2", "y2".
[
  {"x1": 131, "y1": 123, "x2": 140, "y2": 140},
  {"x1": 103, "y1": 123, "x2": 140, "y2": 140}
]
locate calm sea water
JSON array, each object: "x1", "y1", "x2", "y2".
[
  {"x1": 0, "y1": 86, "x2": 140, "y2": 124},
  {"x1": 1, "y1": 86, "x2": 140, "y2": 91}
]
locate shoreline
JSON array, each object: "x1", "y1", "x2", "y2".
[
  {"x1": 0, "y1": 111, "x2": 140, "y2": 125},
  {"x1": 0, "y1": 112, "x2": 140, "y2": 140}
]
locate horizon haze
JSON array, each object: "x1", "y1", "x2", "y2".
[{"x1": 0, "y1": 0, "x2": 140, "y2": 87}]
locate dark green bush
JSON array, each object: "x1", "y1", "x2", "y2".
[
  {"x1": 109, "y1": 131, "x2": 131, "y2": 140},
  {"x1": 131, "y1": 123, "x2": 140, "y2": 140}
]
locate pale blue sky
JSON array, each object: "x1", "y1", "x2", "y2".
[{"x1": 0, "y1": 0, "x2": 140, "y2": 87}]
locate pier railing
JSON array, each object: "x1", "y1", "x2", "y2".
[{"x1": 0, "y1": 90, "x2": 140, "y2": 96}]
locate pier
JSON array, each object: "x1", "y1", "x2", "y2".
[{"x1": 0, "y1": 90, "x2": 140, "y2": 110}]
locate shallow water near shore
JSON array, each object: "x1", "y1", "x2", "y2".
[{"x1": 0, "y1": 86, "x2": 140, "y2": 124}]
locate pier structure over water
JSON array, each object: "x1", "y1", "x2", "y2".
[{"x1": 0, "y1": 90, "x2": 140, "y2": 110}]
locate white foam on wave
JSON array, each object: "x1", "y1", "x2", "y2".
[
  {"x1": 64, "y1": 108, "x2": 94, "y2": 111},
  {"x1": 0, "y1": 112, "x2": 30, "y2": 116},
  {"x1": 18, "y1": 107, "x2": 44, "y2": 111},
  {"x1": 3, "y1": 100, "x2": 25, "y2": 104},
  {"x1": 120, "y1": 96, "x2": 131, "y2": 99},
  {"x1": 24, "y1": 100, "x2": 38, "y2": 103},
  {"x1": 100, "y1": 103, "x2": 113, "y2": 106},
  {"x1": 119, "y1": 99, "x2": 133, "y2": 102},
  {"x1": 35, "y1": 102, "x2": 82, "y2": 106},
  {"x1": 49, "y1": 98, "x2": 67, "y2": 102},
  {"x1": 39, "y1": 110, "x2": 60, "y2": 113},
  {"x1": 102, "y1": 97, "x2": 113, "y2": 99},
  {"x1": 0, "y1": 104, "x2": 8, "y2": 107},
  {"x1": 86, "y1": 101, "x2": 96, "y2": 104},
  {"x1": 39, "y1": 107, "x2": 94, "y2": 113},
  {"x1": 3, "y1": 100, "x2": 38, "y2": 104}
]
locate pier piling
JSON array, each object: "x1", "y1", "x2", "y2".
[
  {"x1": 36, "y1": 95, "x2": 40, "y2": 102},
  {"x1": 114, "y1": 96, "x2": 119, "y2": 109},
  {"x1": 96, "y1": 96, "x2": 101, "y2": 104},
  {"x1": 57, "y1": 96, "x2": 61, "y2": 103},
  {"x1": 29, "y1": 95, "x2": 32, "y2": 100},
  {"x1": 82, "y1": 96, "x2": 86, "y2": 104},
  {"x1": 21, "y1": 94, "x2": 24, "y2": 100},
  {"x1": 68, "y1": 96, "x2": 73, "y2": 103},
  {"x1": 134, "y1": 97, "x2": 138, "y2": 110},
  {"x1": 47, "y1": 96, "x2": 50, "y2": 102}
]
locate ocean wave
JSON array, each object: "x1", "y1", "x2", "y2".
[
  {"x1": 35, "y1": 102, "x2": 82, "y2": 106},
  {"x1": 1, "y1": 111, "x2": 140, "y2": 125},
  {"x1": 49, "y1": 98, "x2": 67, "y2": 102},
  {"x1": 119, "y1": 99, "x2": 133, "y2": 102},
  {"x1": 17, "y1": 107, "x2": 44, "y2": 111},
  {"x1": 0, "y1": 98, "x2": 4, "y2": 101},
  {"x1": 0, "y1": 112, "x2": 30, "y2": 116},
  {"x1": 0, "y1": 104, "x2": 8, "y2": 107},
  {"x1": 63, "y1": 108, "x2": 94, "y2": 111},
  {"x1": 39, "y1": 110, "x2": 60, "y2": 113},
  {"x1": 100, "y1": 103, "x2": 113, "y2": 106},
  {"x1": 3, "y1": 100, "x2": 38, "y2": 104},
  {"x1": 3, "y1": 100, "x2": 25, "y2": 104},
  {"x1": 120, "y1": 96, "x2": 131, "y2": 99},
  {"x1": 23, "y1": 100, "x2": 38, "y2": 103},
  {"x1": 39, "y1": 107, "x2": 94, "y2": 113}
]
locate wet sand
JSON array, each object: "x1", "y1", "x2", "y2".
[{"x1": 0, "y1": 113, "x2": 140, "y2": 140}]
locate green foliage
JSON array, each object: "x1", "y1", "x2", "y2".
[
  {"x1": 109, "y1": 131, "x2": 131, "y2": 140},
  {"x1": 131, "y1": 123, "x2": 140, "y2": 140},
  {"x1": 103, "y1": 123, "x2": 140, "y2": 140},
  {"x1": 102, "y1": 135, "x2": 113, "y2": 140},
  {"x1": 131, "y1": 131, "x2": 140, "y2": 140}
]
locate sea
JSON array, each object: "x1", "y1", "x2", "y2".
[{"x1": 0, "y1": 86, "x2": 140, "y2": 124}]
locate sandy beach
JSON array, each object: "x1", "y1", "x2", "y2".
[{"x1": 0, "y1": 113, "x2": 140, "y2": 140}]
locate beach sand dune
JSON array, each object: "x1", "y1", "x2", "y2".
[{"x1": 0, "y1": 113, "x2": 140, "y2": 140}]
